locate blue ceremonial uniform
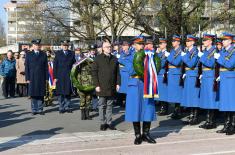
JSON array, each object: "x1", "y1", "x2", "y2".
[
  {"x1": 167, "y1": 47, "x2": 183, "y2": 104},
  {"x1": 199, "y1": 46, "x2": 218, "y2": 109},
  {"x1": 156, "y1": 50, "x2": 168, "y2": 102},
  {"x1": 181, "y1": 46, "x2": 200, "y2": 108},
  {"x1": 124, "y1": 51, "x2": 156, "y2": 122},
  {"x1": 118, "y1": 50, "x2": 131, "y2": 94},
  {"x1": 217, "y1": 45, "x2": 235, "y2": 111}
]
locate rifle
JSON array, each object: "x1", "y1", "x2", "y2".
[
  {"x1": 163, "y1": 61, "x2": 169, "y2": 84},
  {"x1": 195, "y1": 34, "x2": 203, "y2": 88},
  {"x1": 213, "y1": 43, "x2": 220, "y2": 92}
]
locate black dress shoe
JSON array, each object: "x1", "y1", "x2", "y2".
[
  {"x1": 100, "y1": 124, "x2": 107, "y2": 131},
  {"x1": 32, "y1": 112, "x2": 37, "y2": 116},
  {"x1": 107, "y1": 124, "x2": 117, "y2": 130},
  {"x1": 39, "y1": 112, "x2": 45, "y2": 115},
  {"x1": 66, "y1": 109, "x2": 73, "y2": 113},
  {"x1": 59, "y1": 110, "x2": 65, "y2": 114}
]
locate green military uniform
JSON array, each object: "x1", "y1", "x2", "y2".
[{"x1": 77, "y1": 59, "x2": 93, "y2": 120}]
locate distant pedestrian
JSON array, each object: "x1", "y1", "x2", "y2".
[
  {"x1": 16, "y1": 51, "x2": 28, "y2": 97},
  {"x1": 1, "y1": 50, "x2": 16, "y2": 98}
]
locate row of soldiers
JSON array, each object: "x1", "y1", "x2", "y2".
[{"x1": 113, "y1": 32, "x2": 235, "y2": 141}]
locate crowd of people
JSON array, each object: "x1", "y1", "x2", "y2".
[{"x1": 1, "y1": 31, "x2": 235, "y2": 145}]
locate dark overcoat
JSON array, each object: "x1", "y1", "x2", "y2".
[
  {"x1": 91, "y1": 53, "x2": 121, "y2": 97},
  {"x1": 53, "y1": 50, "x2": 76, "y2": 95},
  {"x1": 25, "y1": 50, "x2": 48, "y2": 97}
]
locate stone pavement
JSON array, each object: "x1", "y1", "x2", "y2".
[
  {"x1": 0, "y1": 97, "x2": 235, "y2": 155},
  {"x1": 1, "y1": 125, "x2": 235, "y2": 155}
]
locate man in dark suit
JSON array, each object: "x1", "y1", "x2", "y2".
[
  {"x1": 92, "y1": 40, "x2": 121, "y2": 131},
  {"x1": 53, "y1": 40, "x2": 76, "y2": 114},
  {"x1": 25, "y1": 39, "x2": 48, "y2": 115}
]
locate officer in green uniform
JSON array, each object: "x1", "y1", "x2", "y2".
[{"x1": 77, "y1": 51, "x2": 94, "y2": 120}]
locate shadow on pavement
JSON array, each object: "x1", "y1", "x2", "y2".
[{"x1": 0, "y1": 127, "x2": 63, "y2": 153}]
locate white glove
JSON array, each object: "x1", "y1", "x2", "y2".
[
  {"x1": 216, "y1": 76, "x2": 220, "y2": 82},
  {"x1": 116, "y1": 54, "x2": 120, "y2": 58},
  {"x1": 182, "y1": 74, "x2": 186, "y2": 79},
  {"x1": 181, "y1": 52, "x2": 186, "y2": 56},
  {"x1": 199, "y1": 75, "x2": 202, "y2": 80},
  {"x1": 198, "y1": 51, "x2": 204, "y2": 58},
  {"x1": 165, "y1": 51, "x2": 170, "y2": 57},
  {"x1": 214, "y1": 53, "x2": 220, "y2": 59}
]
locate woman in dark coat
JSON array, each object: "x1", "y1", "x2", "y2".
[{"x1": 53, "y1": 40, "x2": 76, "y2": 113}]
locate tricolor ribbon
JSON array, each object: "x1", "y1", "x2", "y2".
[
  {"x1": 48, "y1": 61, "x2": 55, "y2": 89},
  {"x1": 143, "y1": 49, "x2": 159, "y2": 98}
]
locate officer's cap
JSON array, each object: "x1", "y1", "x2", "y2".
[
  {"x1": 221, "y1": 32, "x2": 235, "y2": 41},
  {"x1": 133, "y1": 35, "x2": 145, "y2": 44},
  {"x1": 186, "y1": 35, "x2": 198, "y2": 42},
  {"x1": 31, "y1": 39, "x2": 41, "y2": 45},
  {"x1": 172, "y1": 35, "x2": 181, "y2": 42},
  {"x1": 159, "y1": 38, "x2": 167, "y2": 44},
  {"x1": 202, "y1": 34, "x2": 215, "y2": 41},
  {"x1": 61, "y1": 40, "x2": 70, "y2": 46},
  {"x1": 89, "y1": 44, "x2": 97, "y2": 50}
]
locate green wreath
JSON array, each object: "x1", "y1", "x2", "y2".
[
  {"x1": 70, "y1": 61, "x2": 95, "y2": 93},
  {"x1": 133, "y1": 49, "x2": 161, "y2": 77}
]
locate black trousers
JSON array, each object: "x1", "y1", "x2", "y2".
[
  {"x1": 2, "y1": 76, "x2": 15, "y2": 98},
  {"x1": 17, "y1": 84, "x2": 28, "y2": 97}
]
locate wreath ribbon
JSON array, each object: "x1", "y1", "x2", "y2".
[{"x1": 143, "y1": 50, "x2": 159, "y2": 98}]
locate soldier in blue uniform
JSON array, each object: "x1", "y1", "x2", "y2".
[
  {"x1": 124, "y1": 35, "x2": 156, "y2": 145},
  {"x1": 25, "y1": 39, "x2": 48, "y2": 115},
  {"x1": 165, "y1": 35, "x2": 183, "y2": 119},
  {"x1": 215, "y1": 32, "x2": 235, "y2": 135},
  {"x1": 180, "y1": 35, "x2": 200, "y2": 125},
  {"x1": 156, "y1": 38, "x2": 169, "y2": 115},
  {"x1": 117, "y1": 41, "x2": 130, "y2": 107},
  {"x1": 198, "y1": 34, "x2": 218, "y2": 129}
]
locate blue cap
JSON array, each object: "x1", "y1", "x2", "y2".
[
  {"x1": 221, "y1": 32, "x2": 235, "y2": 40},
  {"x1": 203, "y1": 33, "x2": 216, "y2": 40},
  {"x1": 172, "y1": 35, "x2": 181, "y2": 41},
  {"x1": 133, "y1": 35, "x2": 145, "y2": 44},
  {"x1": 159, "y1": 38, "x2": 167, "y2": 43},
  {"x1": 186, "y1": 35, "x2": 198, "y2": 41}
]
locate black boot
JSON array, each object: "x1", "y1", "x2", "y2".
[
  {"x1": 171, "y1": 103, "x2": 182, "y2": 119},
  {"x1": 85, "y1": 109, "x2": 92, "y2": 120},
  {"x1": 199, "y1": 110, "x2": 208, "y2": 129},
  {"x1": 191, "y1": 108, "x2": 200, "y2": 125},
  {"x1": 226, "y1": 112, "x2": 235, "y2": 135},
  {"x1": 81, "y1": 109, "x2": 86, "y2": 120},
  {"x1": 158, "y1": 102, "x2": 168, "y2": 116},
  {"x1": 217, "y1": 112, "x2": 231, "y2": 133},
  {"x1": 142, "y1": 122, "x2": 156, "y2": 144},
  {"x1": 184, "y1": 108, "x2": 194, "y2": 125},
  {"x1": 133, "y1": 122, "x2": 142, "y2": 145},
  {"x1": 204, "y1": 110, "x2": 216, "y2": 129}
]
